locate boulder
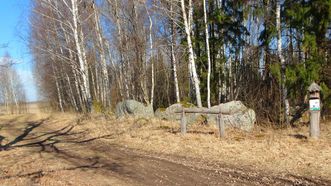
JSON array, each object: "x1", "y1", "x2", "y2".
[
  {"x1": 155, "y1": 108, "x2": 167, "y2": 119},
  {"x1": 155, "y1": 101, "x2": 255, "y2": 131},
  {"x1": 115, "y1": 100, "x2": 154, "y2": 118},
  {"x1": 207, "y1": 101, "x2": 256, "y2": 131},
  {"x1": 155, "y1": 103, "x2": 207, "y2": 124}
]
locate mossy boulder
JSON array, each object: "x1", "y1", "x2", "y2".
[
  {"x1": 155, "y1": 108, "x2": 167, "y2": 119},
  {"x1": 155, "y1": 103, "x2": 206, "y2": 124},
  {"x1": 207, "y1": 101, "x2": 256, "y2": 131},
  {"x1": 155, "y1": 101, "x2": 255, "y2": 131},
  {"x1": 115, "y1": 100, "x2": 154, "y2": 118}
]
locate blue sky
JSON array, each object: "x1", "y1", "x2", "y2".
[{"x1": 0, "y1": 0, "x2": 38, "y2": 102}]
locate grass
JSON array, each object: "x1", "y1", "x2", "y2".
[
  {"x1": 80, "y1": 114, "x2": 331, "y2": 180},
  {"x1": 0, "y1": 112, "x2": 330, "y2": 183}
]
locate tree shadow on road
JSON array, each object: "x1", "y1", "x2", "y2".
[
  {"x1": 0, "y1": 118, "x2": 131, "y2": 181},
  {"x1": 0, "y1": 119, "x2": 47, "y2": 150}
]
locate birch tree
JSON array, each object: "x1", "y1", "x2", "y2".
[
  {"x1": 146, "y1": 5, "x2": 155, "y2": 107},
  {"x1": 28, "y1": 0, "x2": 331, "y2": 124},
  {"x1": 170, "y1": 0, "x2": 180, "y2": 103},
  {"x1": 92, "y1": 2, "x2": 110, "y2": 106},
  {"x1": 203, "y1": 0, "x2": 212, "y2": 108},
  {"x1": 276, "y1": 0, "x2": 289, "y2": 124},
  {"x1": 0, "y1": 54, "x2": 27, "y2": 114},
  {"x1": 180, "y1": 0, "x2": 202, "y2": 107},
  {"x1": 69, "y1": 0, "x2": 91, "y2": 109}
]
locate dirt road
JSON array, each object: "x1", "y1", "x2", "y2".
[{"x1": 0, "y1": 114, "x2": 329, "y2": 185}]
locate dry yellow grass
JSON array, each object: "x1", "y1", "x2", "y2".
[
  {"x1": 78, "y1": 114, "x2": 331, "y2": 181},
  {"x1": 1, "y1": 112, "x2": 330, "y2": 184}
]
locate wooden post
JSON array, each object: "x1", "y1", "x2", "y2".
[
  {"x1": 310, "y1": 111, "x2": 320, "y2": 138},
  {"x1": 174, "y1": 107, "x2": 232, "y2": 136},
  {"x1": 181, "y1": 109, "x2": 187, "y2": 134},
  {"x1": 217, "y1": 112, "x2": 225, "y2": 138},
  {"x1": 308, "y1": 82, "x2": 321, "y2": 139}
]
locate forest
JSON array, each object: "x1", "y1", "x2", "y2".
[{"x1": 29, "y1": 0, "x2": 331, "y2": 124}]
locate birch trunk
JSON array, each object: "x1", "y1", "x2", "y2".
[
  {"x1": 171, "y1": 43, "x2": 180, "y2": 103},
  {"x1": 276, "y1": 0, "x2": 289, "y2": 124},
  {"x1": 203, "y1": 0, "x2": 212, "y2": 108},
  {"x1": 65, "y1": 32, "x2": 83, "y2": 111},
  {"x1": 51, "y1": 61, "x2": 64, "y2": 112},
  {"x1": 226, "y1": 54, "x2": 235, "y2": 101},
  {"x1": 90, "y1": 66, "x2": 97, "y2": 101},
  {"x1": 73, "y1": 69, "x2": 84, "y2": 111},
  {"x1": 181, "y1": 0, "x2": 202, "y2": 107},
  {"x1": 71, "y1": 0, "x2": 91, "y2": 110},
  {"x1": 65, "y1": 73, "x2": 78, "y2": 111},
  {"x1": 8, "y1": 71, "x2": 19, "y2": 113},
  {"x1": 56, "y1": 29, "x2": 78, "y2": 111},
  {"x1": 170, "y1": 0, "x2": 180, "y2": 103},
  {"x1": 113, "y1": 0, "x2": 129, "y2": 99},
  {"x1": 93, "y1": 3, "x2": 109, "y2": 106},
  {"x1": 105, "y1": 40, "x2": 123, "y2": 98},
  {"x1": 217, "y1": 0, "x2": 224, "y2": 104},
  {"x1": 146, "y1": 7, "x2": 154, "y2": 107}
]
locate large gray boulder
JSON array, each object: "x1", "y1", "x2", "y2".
[
  {"x1": 115, "y1": 100, "x2": 154, "y2": 118},
  {"x1": 155, "y1": 103, "x2": 206, "y2": 124},
  {"x1": 156, "y1": 101, "x2": 255, "y2": 131},
  {"x1": 207, "y1": 101, "x2": 256, "y2": 131}
]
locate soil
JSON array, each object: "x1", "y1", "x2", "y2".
[{"x1": 0, "y1": 114, "x2": 330, "y2": 186}]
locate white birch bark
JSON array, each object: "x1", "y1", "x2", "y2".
[
  {"x1": 70, "y1": 0, "x2": 91, "y2": 110},
  {"x1": 65, "y1": 72, "x2": 78, "y2": 111},
  {"x1": 217, "y1": 0, "x2": 224, "y2": 103},
  {"x1": 146, "y1": 7, "x2": 155, "y2": 107},
  {"x1": 203, "y1": 0, "x2": 212, "y2": 108},
  {"x1": 180, "y1": 0, "x2": 202, "y2": 107},
  {"x1": 228, "y1": 55, "x2": 233, "y2": 100},
  {"x1": 73, "y1": 69, "x2": 84, "y2": 110},
  {"x1": 170, "y1": 0, "x2": 180, "y2": 103},
  {"x1": 61, "y1": 21, "x2": 83, "y2": 110},
  {"x1": 276, "y1": 0, "x2": 289, "y2": 124},
  {"x1": 171, "y1": 42, "x2": 180, "y2": 103},
  {"x1": 112, "y1": 0, "x2": 129, "y2": 99},
  {"x1": 93, "y1": 3, "x2": 109, "y2": 106},
  {"x1": 51, "y1": 61, "x2": 64, "y2": 112}
]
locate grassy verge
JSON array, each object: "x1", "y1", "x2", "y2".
[
  {"x1": 80, "y1": 114, "x2": 331, "y2": 180},
  {"x1": 2, "y1": 113, "x2": 329, "y2": 181}
]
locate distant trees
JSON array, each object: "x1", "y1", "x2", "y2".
[
  {"x1": 29, "y1": 0, "x2": 331, "y2": 124},
  {"x1": 0, "y1": 53, "x2": 27, "y2": 114}
]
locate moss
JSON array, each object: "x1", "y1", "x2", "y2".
[
  {"x1": 92, "y1": 100, "x2": 104, "y2": 113},
  {"x1": 179, "y1": 101, "x2": 195, "y2": 108},
  {"x1": 133, "y1": 118, "x2": 150, "y2": 128},
  {"x1": 195, "y1": 115, "x2": 208, "y2": 125},
  {"x1": 157, "y1": 125, "x2": 171, "y2": 130},
  {"x1": 157, "y1": 108, "x2": 166, "y2": 112}
]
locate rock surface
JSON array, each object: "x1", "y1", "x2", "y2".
[
  {"x1": 115, "y1": 100, "x2": 154, "y2": 118},
  {"x1": 207, "y1": 101, "x2": 256, "y2": 131},
  {"x1": 155, "y1": 103, "x2": 205, "y2": 124},
  {"x1": 156, "y1": 101, "x2": 256, "y2": 131}
]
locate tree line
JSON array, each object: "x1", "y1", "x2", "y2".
[
  {"x1": 29, "y1": 0, "x2": 331, "y2": 124},
  {"x1": 0, "y1": 53, "x2": 27, "y2": 114}
]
